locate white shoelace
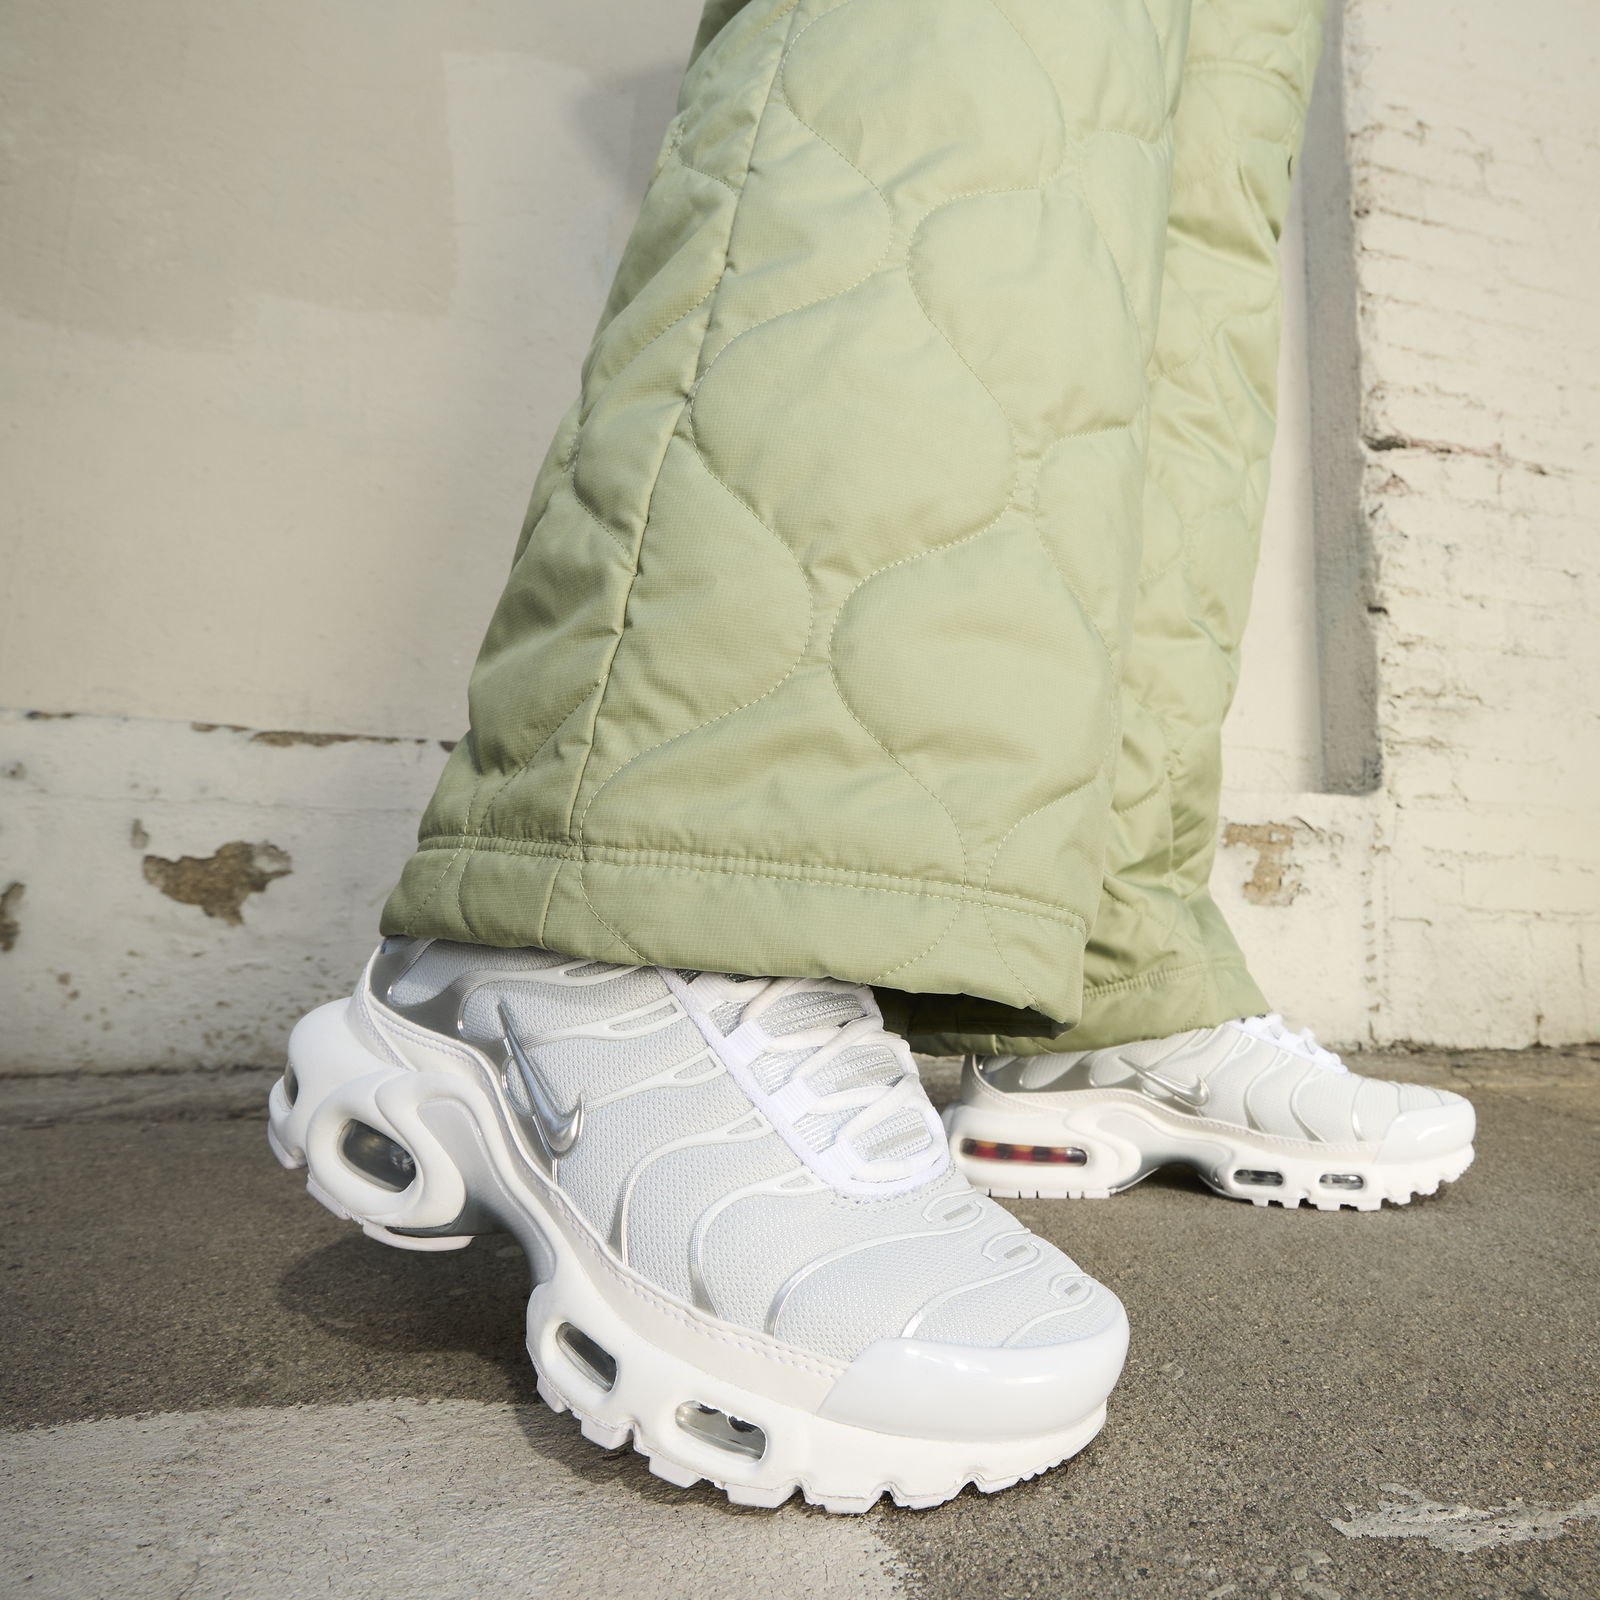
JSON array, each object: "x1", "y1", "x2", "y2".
[
  {"x1": 666, "y1": 971, "x2": 949, "y2": 1195},
  {"x1": 1234, "y1": 1012, "x2": 1348, "y2": 1073}
]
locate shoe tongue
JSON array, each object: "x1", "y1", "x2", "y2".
[
  {"x1": 852, "y1": 1105, "x2": 934, "y2": 1163},
  {"x1": 747, "y1": 987, "x2": 880, "y2": 1092},
  {"x1": 758, "y1": 987, "x2": 869, "y2": 1036},
  {"x1": 678, "y1": 973, "x2": 942, "y2": 1176},
  {"x1": 746, "y1": 990, "x2": 937, "y2": 1166}
]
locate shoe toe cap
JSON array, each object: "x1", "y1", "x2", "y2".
[
  {"x1": 816, "y1": 1287, "x2": 1129, "y2": 1442},
  {"x1": 1377, "y1": 1089, "x2": 1476, "y2": 1161}
]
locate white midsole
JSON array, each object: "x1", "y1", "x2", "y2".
[
  {"x1": 945, "y1": 1091, "x2": 1475, "y2": 1210},
  {"x1": 268, "y1": 1000, "x2": 1112, "y2": 1509}
]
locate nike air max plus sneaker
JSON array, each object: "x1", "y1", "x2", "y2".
[
  {"x1": 268, "y1": 940, "x2": 1128, "y2": 1511},
  {"x1": 946, "y1": 1015, "x2": 1475, "y2": 1211}
]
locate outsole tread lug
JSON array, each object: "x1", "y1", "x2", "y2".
[
  {"x1": 726, "y1": 1482, "x2": 796, "y2": 1509},
  {"x1": 580, "y1": 1417, "x2": 630, "y2": 1450},
  {"x1": 977, "y1": 1474, "x2": 1021, "y2": 1493},
  {"x1": 647, "y1": 1455, "x2": 702, "y2": 1489},
  {"x1": 809, "y1": 1493, "x2": 878, "y2": 1514}
]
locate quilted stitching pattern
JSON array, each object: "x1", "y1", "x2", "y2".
[
  {"x1": 387, "y1": 0, "x2": 1192, "y2": 1020},
  {"x1": 385, "y1": 0, "x2": 1320, "y2": 1044},
  {"x1": 918, "y1": 0, "x2": 1325, "y2": 1053}
]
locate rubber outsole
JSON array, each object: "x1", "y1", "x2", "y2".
[
  {"x1": 529, "y1": 1364, "x2": 1106, "y2": 1512},
  {"x1": 945, "y1": 1096, "x2": 1475, "y2": 1212}
]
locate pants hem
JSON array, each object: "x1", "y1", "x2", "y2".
[
  {"x1": 908, "y1": 956, "x2": 1266, "y2": 1056},
  {"x1": 382, "y1": 835, "x2": 1089, "y2": 1025}
]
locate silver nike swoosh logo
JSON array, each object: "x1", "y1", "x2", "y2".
[
  {"x1": 1130, "y1": 1064, "x2": 1210, "y2": 1110},
  {"x1": 498, "y1": 1002, "x2": 583, "y2": 1158}
]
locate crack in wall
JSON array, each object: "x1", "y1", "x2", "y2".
[
  {"x1": 188, "y1": 722, "x2": 456, "y2": 752},
  {"x1": 1363, "y1": 431, "x2": 1560, "y2": 477},
  {"x1": 0, "y1": 882, "x2": 24, "y2": 952}
]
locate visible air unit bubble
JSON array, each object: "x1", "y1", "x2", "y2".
[
  {"x1": 1320, "y1": 1173, "x2": 1365, "y2": 1190},
  {"x1": 282, "y1": 1064, "x2": 298, "y2": 1106},
  {"x1": 960, "y1": 1138, "x2": 1087, "y2": 1166},
  {"x1": 339, "y1": 1120, "x2": 416, "y2": 1191},
  {"x1": 1233, "y1": 1169, "x2": 1283, "y2": 1187},
  {"x1": 556, "y1": 1323, "x2": 617, "y2": 1392},
  {"x1": 676, "y1": 1402, "x2": 766, "y2": 1461}
]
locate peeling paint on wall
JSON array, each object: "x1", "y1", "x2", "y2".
[
  {"x1": 1223, "y1": 822, "x2": 1306, "y2": 907},
  {"x1": 0, "y1": 881, "x2": 23, "y2": 951},
  {"x1": 141, "y1": 842, "x2": 292, "y2": 925}
]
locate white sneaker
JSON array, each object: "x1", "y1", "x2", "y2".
[
  {"x1": 268, "y1": 940, "x2": 1128, "y2": 1512},
  {"x1": 946, "y1": 1015, "x2": 1476, "y2": 1211}
]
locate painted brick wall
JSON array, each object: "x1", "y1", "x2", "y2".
[{"x1": 1342, "y1": 0, "x2": 1600, "y2": 1043}]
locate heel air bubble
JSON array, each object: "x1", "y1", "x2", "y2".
[
  {"x1": 960, "y1": 1138, "x2": 1087, "y2": 1166},
  {"x1": 1320, "y1": 1173, "x2": 1365, "y2": 1190},
  {"x1": 339, "y1": 1120, "x2": 416, "y2": 1192}
]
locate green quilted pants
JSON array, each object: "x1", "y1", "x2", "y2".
[{"x1": 382, "y1": 0, "x2": 1325, "y2": 1057}]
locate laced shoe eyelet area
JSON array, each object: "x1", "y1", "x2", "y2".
[
  {"x1": 1231, "y1": 1012, "x2": 1348, "y2": 1073},
  {"x1": 662, "y1": 970, "x2": 950, "y2": 1196}
]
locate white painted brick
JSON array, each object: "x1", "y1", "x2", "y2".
[
  {"x1": 1381, "y1": 913, "x2": 1537, "y2": 1048},
  {"x1": 1383, "y1": 747, "x2": 1466, "y2": 807},
  {"x1": 1459, "y1": 860, "x2": 1600, "y2": 918},
  {"x1": 1400, "y1": 807, "x2": 1600, "y2": 866},
  {"x1": 1342, "y1": 0, "x2": 1599, "y2": 1044},
  {"x1": 1523, "y1": 917, "x2": 1596, "y2": 1043}
]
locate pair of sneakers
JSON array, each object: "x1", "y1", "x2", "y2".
[{"x1": 268, "y1": 942, "x2": 1475, "y2": 1513}]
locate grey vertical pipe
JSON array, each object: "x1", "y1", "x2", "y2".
[{"x1": 1301, "y1": 0, "x2": 1382, "y2": 794}]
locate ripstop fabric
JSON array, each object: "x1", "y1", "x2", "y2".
[{"x1": 382, "y1": 0, "x2": 1324, "y2": 1055}]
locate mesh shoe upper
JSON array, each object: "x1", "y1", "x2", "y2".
[
  {"x1": 369, "y1": 939, "x2": 1123, "y2": 1367},
  {"x1": 983, "y1": 1015, "x2": 1474, "y2": 1148}
]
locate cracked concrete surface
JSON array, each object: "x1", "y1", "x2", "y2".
[
  {"x1": 1331, "y1": 1485, "x2": 1600, "y2": 1556},
  {"x1": 2, "y1": 1048, "x2": 1595, "y2": 1600}
]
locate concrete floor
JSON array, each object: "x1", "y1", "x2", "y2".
[{"x1": 3, "y1": 1048, "x2": 1597, "y2": 1600}]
